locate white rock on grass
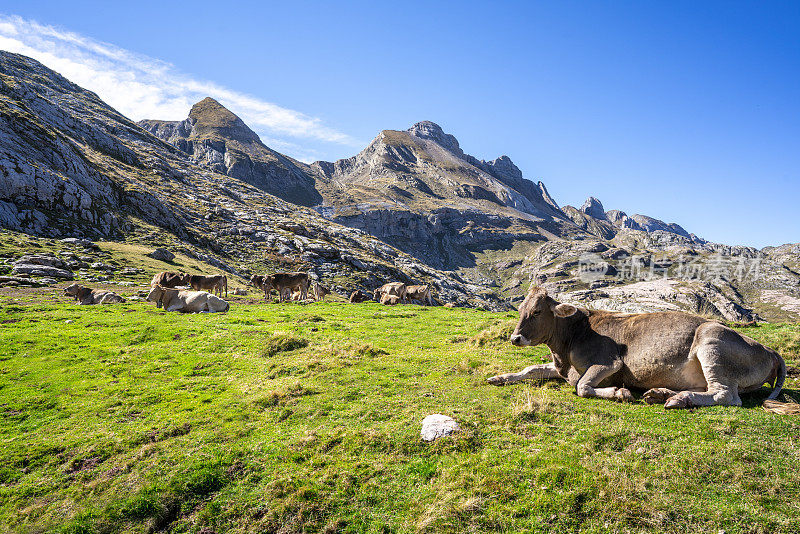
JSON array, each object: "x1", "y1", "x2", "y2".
[{"x1": 421, "y1": 414, "x2": 460, "y2": 441}]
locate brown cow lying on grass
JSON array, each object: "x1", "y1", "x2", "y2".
[
  {"x1": 374, "y1": 282, "x2": 406, "y2": 303},
  {"x1": 150, "y1": 271, "x2": 189, "y2": 288},
  {"x1": 64, "y1": 283, "x2": 125, "y2": 305},
  {"x1": 188, "y1": 274, "x2": 228, "y2": 297},
  {"x1": 380, "y1": 294, "x2": 401, "y2": 306},
  {"x1": 405, "y1": 284, "x2": 433, "y2": 305},
  {"x1": 488, "y1": 286, "x2": 787, "y2": 411},
  {"x1": 146, "y1": 286, "x2": 229, "y2": 313},
  {"x1": 350, "y1": 290, "x2": 368, "y2": 303}
]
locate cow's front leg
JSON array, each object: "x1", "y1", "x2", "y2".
[
  {"x1": 575, "y1": 361, "x2": 633, "y2": 402},
  {"x1": 642, "y1": 388, "x2": 679, "y2": 405},
  {"x1": 487, "y1": 362, "x2": 562, "y2": 386}
]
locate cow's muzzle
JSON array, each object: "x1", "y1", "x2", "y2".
[{"x1": 510, "y1": 334, "x2": 531, "y2": 347}]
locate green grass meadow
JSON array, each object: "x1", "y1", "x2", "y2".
[{"x1": 1, "y1": 294, "x2": 799, "y2": 533}]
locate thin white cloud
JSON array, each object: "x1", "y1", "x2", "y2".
[{"x1": 0, "y1": 14, "x2": 358, "y2": 160}]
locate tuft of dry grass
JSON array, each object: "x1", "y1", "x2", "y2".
[
  {"x1": 261, "y1": 334, "x2": 309, "y2": 357},
  {"x1": 511, "y1": 387, "x2": 557, "y2": 422},
  {"x1": 469, "y1": 320, "x2": 516, "y2": 346}
]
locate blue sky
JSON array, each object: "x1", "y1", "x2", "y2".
[{"x1": 1, "y1": 1, "x2": 798, "y2": 248}]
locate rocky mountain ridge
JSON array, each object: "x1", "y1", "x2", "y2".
[
  {"x1": 2, "y1": 50, "x2": 799, "y2": 320},
  {"x1": 0, "y1": 51, "x2": 500, "y2": 308}
]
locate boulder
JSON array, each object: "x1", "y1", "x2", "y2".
[
  {"x1": 421, "y1": 414, "x2": 460, "y2": 441},
  {"x1": 148, "y1": 248, "x2": 175, "y2": 262},
  {"x1": 0, "y1": 276, "x2": 44, "y2": 287},
  {"x1": 12, "y1": 264, "x2": 73, "y2": 280},
  {"x1": 13, "y1": 253, "x2": 68, "y2": 269}
]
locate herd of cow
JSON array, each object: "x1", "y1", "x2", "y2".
[
  {"x1": 62, "y1": 270, "x2": 436, "y2": 312},
  {"x1": 61, "y1": 269, "x2": 793, "y2": 411}
]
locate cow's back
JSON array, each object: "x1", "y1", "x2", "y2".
[
  {"x1": 588, "y1": 310, "x2": 708, "y2": 389},
  {"x1": 152, "y1": 271, "x2": 185, "y2": 288},
  {"x1": 380, "y1": 282, "x2": 406, "y2": 296}
]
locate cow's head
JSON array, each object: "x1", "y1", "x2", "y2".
[
  {"x1": 249, "y1": 275, "x2": 261, "y2": 287},
  {"x1": 262, "y1": 276, "x2": 275, "y2": 292},
  {"x1": 510, "y1": 286, "x2": 577, "y2": 347},
  {"x1": 146, "y1": 286, "x2": 165, "y2": 308},
  {"x1": 64, "y1": 283, "x2": 81, "y2": 296},
  {"x1": 373, "y1": 288, "x2": 381, "y2": 301}
]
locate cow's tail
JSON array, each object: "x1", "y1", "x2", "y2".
[{"x1": 762, "y1": 352, "x2": 797, "y2": 414}]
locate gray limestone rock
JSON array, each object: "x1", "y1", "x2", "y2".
[
  {"x1": 13, "y1": 264, "x2": 73, "y2": 279},
  {"x1": 148, "y1": 248, "x2": 175, "y2": 262},
  {"x1": 421, "y1": 414, "x2": 460, "y2": 441}
]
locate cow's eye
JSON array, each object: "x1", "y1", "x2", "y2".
[{"x1": 532, "y1": 310, "x2": 541, "y2": 317}]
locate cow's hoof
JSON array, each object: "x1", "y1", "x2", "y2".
[
  {"x1": 615, "y1": 387, "x2": 634, "y2": 402},
  {"x1": 642, "y1": 388, "x2": 676, "y2": 405},
  {"x1": 664, "y1": 392, "x2": 692, "y2": 409},
  {"x1": 487, "y1": 375, "x2": 508, "y2": 386}
]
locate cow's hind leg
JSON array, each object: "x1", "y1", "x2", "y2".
[
  {"x1": 487, "y1": 363, "x2": 562, "y2": 386},
  {"x1": 664, "y1": 336, "x2": 742, "y2": 409},
  {"x1": 576, "y1": 361, "x2": 633, "y2": 402}
]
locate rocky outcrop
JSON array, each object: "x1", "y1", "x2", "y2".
[
  {"x1": 556, "y1": 279, "x2": 758, "y2": 322},
  {"x1": 580, "y1": 197, "x2": 607, "y2": 220},
  {"x1": 12, "y1": 253, "x2": 73, "y2": 279},
  {"x1": 148, "y1": 248, "x2": 175, "y2": 262},
  {"x1": 310, "y1": 121, "x2": 577, "y2": 267},
  {"x1": 564, "y1": 196, "x2": 696, "y2": 242},
  {"x1": 332, "y1": 207, "x2": 544, "y2": 269},
  {"x1": 0, "y1": 52, "x2": 191, "y2": 238}
]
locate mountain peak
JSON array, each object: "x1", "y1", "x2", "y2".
[
  {"x1": 580, "y1": 196, "x2": 607, "y2": 220},
  {"x1": 188, "y1": 97, "x2": 260, "y2": 144},
  {"x1": 407, "y1": 121, "x2": 461, "y2": 154}
]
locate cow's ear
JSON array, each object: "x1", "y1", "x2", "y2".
[{"x1": 551, "y1": 303, "x2": 577, "y2": 318}]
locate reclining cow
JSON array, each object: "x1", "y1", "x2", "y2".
[
  {"x1": 288, "y1": 289, "x2": 311, "y2": 302},
  {"x1": 406, "y1": 284, "x2": 433, "y2": 305},
  {"x1": 374, "y1": 282, "x2": 406, "y2": 303},
  {"x1": 188, "y1": 274, "x2": 228, "y2": 297},
  {"x1": 151, "y1": 271, "x2": 190, "y2": 288},
  {"x1": 488, "y1": 286, "x2": 786, "y2": 410},
  {"x1": 64, "y1": 283, "x2": 125, "y2": 305},
  {"x1": 146, "y1": 286, "x2": 229, "y2": 313},
  {"x1": 380, "y1": 293, "x2": 401, "y2": 306},
  {"x1": 350, "y1": 290, "x2": 368, "y2": 303}
]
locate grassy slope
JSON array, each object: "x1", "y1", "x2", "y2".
[{"x1": 0, "y1": 295, "x2": 799, "y2": 534}]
